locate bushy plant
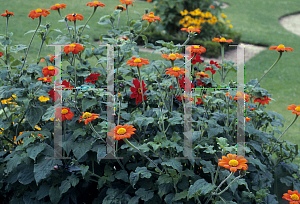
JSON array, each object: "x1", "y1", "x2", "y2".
[{"x1": 0, "y1": 2, "x2": 299, "y2": 204}]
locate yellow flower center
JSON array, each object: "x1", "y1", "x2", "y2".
[
  {"x1": 69, "y1": 44, "x2": 76, "y2": 47},
  {"x1": 173, "y1": 67, "x2": 181, "y2": 71},
  {"x1": 72, "y1": 13, "x2": 77, "y2": 16},
  {"x1": 188, "y1": 26, "x2": 195, "y2": 29},
  {"x1": 55, "y1": 4, "x2": 60, "y2": 6},
  {"x1": 93, "y1": 1, "x2": 99, "y2": 3},
  {"x1": 137, "y1": 88, "x2": 142, "y2": 94},
  {"x1": 229, "y1": 159, "x2": 239, "y2": 167},
  {"x1": 82, "y1": 112, "x2": 92, "y2": 119},
  {"x1": 169, "y1": 54, "x2": 176, "y2": 58},
  {"x1": 134, "y1": 58, "x2": 142, "y2": 63},
  {"x1": 149, "y1": 13, "x2": 155, "y2": 18},
  {"x1": 117, "y1": 128, "x2": 127, "y2": 135},
  {"x1": 220, "y1": 37, "x2": 226, "y2": 41},
  {"x1": 35, "y1": 9, "x2": 42, "y2": 13},
  {"x1": 48, "y1": 66, "x2": 55, "y2": 70},
  {"x1": 43, "y1": 77, "x2": 48, "y2": 80},
  {"x1": 295, "y1": 107, "x2": 300, "y2": 112},
  {"x1": 277, "y1": 44, "x2": 285, "y2": 49},
  {"x1": 61, "y1": 109, "x2": 69, "y2": 114},
  {"x1": 193, "y1": 46, "x2": 200, "y2": 49},
  {"x1": 291, "y1": 194, "x2": 299, "y2": 201}
]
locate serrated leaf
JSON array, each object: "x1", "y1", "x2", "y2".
[
  {"x1": 26, "y1": 143, "x2": 45, "y2": 161},
  {"x1": 187, "y1": 179, "x2": 216, "y2": 199},
  {"x1": 73, "y1": 140, "x2": 91, "y2": 160},
  {"x1": 49, "y1": 185, "x2": 61, "y2": 204},
  {"x1": 161, "y1": 158, "x2": 182, "y2": 173},
  {"x1": 135, "y1": 167, "x2": 151, "y2": 178}
]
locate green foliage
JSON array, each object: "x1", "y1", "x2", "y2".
[{"x1": 0, "y1": 1, "x2": 299, "y2": 204}]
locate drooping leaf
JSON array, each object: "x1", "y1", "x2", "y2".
[
  {"x1": 25, "y1": 105, "x2": 43, "y2": 129},
  {"x1": 49, "y1": 185, "x2": 61, "y2": 204},
  {"x1": 187, "y1": 179, "x2": 216, "y2": 199}
]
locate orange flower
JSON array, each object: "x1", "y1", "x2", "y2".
[
  {"x1": 212, "y1": 37, "x2": 233, "y2": 43},
  {"x1": 107, "y1": 125, "x2": 136, "y2": 140},
  {"x1": 79, "y1": 112, "x2": 100, "y2": 125},
  {"x1": 196, "y1": 97, "x2": 204, "y2": 105},
  {"x1": 50, "y1": 4, "x2": 67, "y2": 10},
  {"x1": 218, "y1": 154, "x2": 248, "y2": 172},
  {"x1": 269, "y1": 44, "x2": 293, "y2": 52},
  {"x1": 120, "y1": 0, "x2": 135, "y2": 6},
  {"x1": 246, "y1": 117, "x2": 251, "y2": 122},
  {"x1": 1, "y1": 10, "x2": 14, "y2": 17},
  {"x1": 86, "y1": 1, "x2": 105, "y2": 7},
  {"x1": 37, "y1": 77, "x2": 52, "y2": 83},
  {"x1": 283, "y1": 190, "x2": 300, "y2": 203},
  {"x1": 65, "y1": 13, "x2": 83, "y2": 21},
  {"x1": 287, "y1": 104, "x2": 300, "y2": 115},
  {"x1": 225, "y1": 92, "x2": 233, "y2": 99},
  {"x1": 142, "y1": 12, "x2": 161, "y2": 22},
  {"x1": 126, "y1": 57, "x2": 149, "y2": 67},
  {"x1": 42, "y1": 66, "x2": 59, "y2": 77},
  {"x1": 233, "y1": 91, "x2": 251, "y2": 102},
  {"x1": 147, "y1": 0, "x2": 152, "y2": 2},
  {"x1": 37, "y1": 134, "x2": 45, "y2": 139},
  {"x1": 181, "y1": 26, "x2": 201, "y2": 33},
  {"x1": 47, "y1": 55, "x2": 55, "y2": 62},
  {"x1": 253, "y1": 96, "x2": 271, "y2": 105},
  {"x1": 161, "y1": 53, "x2": 183, "y2": 61},
  {"x1": 186, "y1": 45, "x2": 206, "y2": 55},
  {"x1": 115, "y1": 5, "x2": 126, "y2": 11},
  {"x1": 55, "y1": 107, "x2": 74, "y2": 121},
  {"x1": 28, "y1": 9, "x2": 50, "y2": 19},
  {"x1": 165, "y1": 67, "x2": 186, "y2": 78},
  {"x1": 210, "y1": 5, "x2": 215, "y2": 9},
  {"x1": 63, "y1": 43, "x2": 84, "y2": 54},
  {"x1": 195, "y1": 72, "x2": 209, "y2": 78},
  {"x1": 177, "y1": 95, "x2": 194, "y2": 102}
]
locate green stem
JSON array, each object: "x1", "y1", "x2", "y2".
[
  {"x1": 126, "y1": 5, "x2": 132, "y2": 41},
  {"x1": 58, "y1": 10, "x2": 72, "y2": 42},
  {"x1": 178, "y1": 34, "x2": 191, "y2": 53},
  {"x1": 74, "y1": 20, "x2": 77, "y2": 43},
  {"x1": 216, "y1": 175, "x2": 241, "y2": 196},
  {"x1": 0, "y1": 102, "x2": 9, "y2": 121},
  {"x1": 253, "y1": 52, "x2": 282, "y2": 89},
  {"x1": 80, "y1": 7, "x2": 97, "y2": 35},
  {"x1": 277, "y1": 114, "x2": 298, "y2": 141},
  {"x1": 214, "y1": 171, "x2": 234, "y2": 193},
  {"x1": 176, "y1": 77, "x2": 185, "y2": 110},
  {"x1": 123, "y1": 138, "x2": 163, "y2": 173},
  {"x1": 133, "y1": 22, "x2": 151, "y2": 42},
  {"x1": 21, "y1": 16, "x2": 42, "y2": 70},
  {"x1": 221, "y1": 44, "x2": 224, "y2": 83},
  {"x1": 37, "y1": 28, "x2": 49, "y2": 64}
]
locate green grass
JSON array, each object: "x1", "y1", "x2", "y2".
[{"x1": 223, "y1": 0, "x2": 300, "y2": 162}]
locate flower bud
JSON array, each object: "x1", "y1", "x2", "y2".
[
  {"x1": 117, "y1": 75, "x2": 123, "y2": 80},
  {"x1": 54, "y1": 165, "x2": 58, "y2": 171}
]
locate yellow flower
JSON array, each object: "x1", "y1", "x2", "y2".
[
  {"x1": 221, "y1": 13, "x2": 227, "y2": 18},
  {"x1": 38, "y1": 96, "x2": 50, "y2": 102},
  {"x1": 226, "y1": 20, "x2": 231, "y2": 23},
  {"x1": 180, "y1": 10, "x2": 188, "y2": 16},
  {"x1": 229, "y1": 24, "x2": 233, "y2": 28},
  {"x1": 35, "y1": 125, "x2": 41, "y2": 131}
]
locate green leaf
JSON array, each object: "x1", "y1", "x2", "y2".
[
  {"x1": 1, "y1": 38, "x2": 12, "y2": 46},
  {"x1": 161, "y1": 158, "x2": 182, "y2": 173},
  {"x1": 79, "y1": 165, "x2": 89, "y2": 178},
  {"x1": 280, "y1": 176, "x2": 294, "y2": 186},
  {"x1": 25, "y1": 105, "x2": 43, "y2": 129},
  {"x1": 11, "y1": 60, "x2": 22, "y2": 66},
  {"x1": 26, "y1": 143, "x2": 45, "y2": 161},
  {"x1": 67, "y1": 174, "x2": 79, "y2": 187},
  {"x1": 97, "y1": 177, "x2": 106, "y2": 190},
  {"x1": 199, "y1": 160, "x2": 216, "y2": 174},
  {"x1": 187, "y1": 179, "x2": 216, "y2": 199},
  {"x1": 217, "y1": 137, "x2": 229, "y2": 149},
  {"x1": 34, "y1": 157, "x2": 62, "y2": 184},
  {"x1": 98, "y1": 15, "x2": 112, "y2": 25},
  {"x1": 135, "y1": 167, "x2": 151, "y2": 178},
  {"x1": 73, "y1": 140, "x2": 91, "y2": 160},
  {"x1": 59, "y1": 180, "x2": 71, "y2": 194},
  {"x1": 135, "y1": 188, "x2": 154, "y2": 201},
  {"x1": 134, "y1": 115, "x2": 154, "y2": 129},
  {"x1": 158, "y1": 183, "x2": 173, "y2": 198},
  {"x1": 5, "y1": 153, "x2": 24, "y2": 174},
  {"x1": 157, "y1": 174, "x2": 173, "y2": 185},
  {"x1": 248, "y1": 158, "x2": 267, "y2": 172},
  {"x1": 82, "y1": 98, "x2": 97, "y2": 111},
  {"x1": 207, "y1": 126, "x2": 223, "y2": 138},
  {"x1": 129, "y1": 172, "x2": 139, "y2": 188},
  {"x1": 49, "y1": 185, "x2": 61, "y2": 204},
  {"x1": 172, "y1": 190, "x2": 188, "y2": 201},
  {"x1": 17, "y1": 164, "x2": 34, "y2": 185},
  {"x1": 73, "y1": 128, "x2": 86, "y2": 139},
  {"x1": 140, "y1": 34, "x2": 148, "y2": 45},
  {"x1": 36, "y1": 183, "x2": 50, "y2": 200},
  {"x1": 115, "y1": 170, "x2": 129, "y2": 182}
]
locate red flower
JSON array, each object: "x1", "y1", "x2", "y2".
[
  {"x1": 37, "y1": 134, "x2": 45, "y2": 139},
  {"x1": 55, "y1": 107, "x2": 74, "y2": 121},
  {"x1": 65, "y1": 13, "x2": 83, "y2": 21},
  {"x1": 178, "y1": 77, "x2": 194, "y2": 90},
  {"x1": 47, "y1": 55, "x2": 55, "y2": 62},
  {"x1": 195, "y1": 79, "x2": 206, "y2": 86},
  {"x1": 37, "y1": 77, "x2": 52, "y2": 83},
  {"x1": 0, "y1": 52, "x2": 3, "y2": 57},
  {"x1": 61, "y1": 80, "x2": 74, "y2": 90},
  {"x1": 107, "y1": 125, "x2": 136, "y2": 140},
  {"x1": 130, "y1": 78, "x2": 147, "y2": 105},
  {"x1": 209, "y1": 60, "x2": 221, "y2": 68},
  {"x1": 165, "y1": 67, "x2": 186, "y2": 78},
  {"x1": 142, "y1": 12, "x2": 161, "y2": 22},
  {"x1": 1, "y1": 10, "x2": 14, "y2": 17},
  {"x1": 50, "y1": 4, "x2": 67, "y2": 10},
  {"x1": 87, "y1": 1, "x2": 105, "y2": 7},
  {"x1": 176, "y1": 95, "x2": 194, "y2": 102},
  {"x1": 204, "y1": 67, "x2": 216, "y2": 74},
  {"x1": 269, "y1": 44, "x2": 293, "y2": 52},
  {"x1": 246, "y1": 117, "x2": 251, "y2": 122},
  {"x1": 42, "y1": 66, "x2": 59, "y2": 77},
  {"x1": 210, "y1": 5, "x2": 215, "y2": 9},
  {"x1": 48, "y1": 89, "x2": 61, "y2": 101},
  {"x1": 126, "y1": 57, "x2": 149, "y2": 67},
  {"x1": 28, "y1": 9, "x2": 50, "y2": 19},
  {"x1": 196, "y1": 97, "x2": 204, "y2": 105},
  {"x1": 63, "y1": 43, "x2": 84, "y2": 54},
  {"x1": 192, "y1": 54, "x2": 204, "y2": 65},
  {"x1": 85, "y1": 73, "x2": 101, "y2": 84},
  {"x1": 181, "y1": 26, "x2": 201, "y2": 33},
  {"x1": 120, "y1": 0, "x2": 135, "y2": 6},
  {"x1": 253, "y1": 96, "x2": 272, "y2": 105}
]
